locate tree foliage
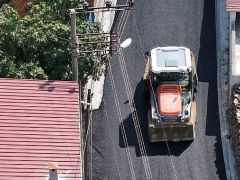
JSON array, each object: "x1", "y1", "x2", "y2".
[{"x1": 0, "y1": 0, "x2": 101, "y2": 80}]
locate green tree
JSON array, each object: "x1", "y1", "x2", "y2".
[{"x1": 0, "y1": 1, "x2": 101, "y2": 81}]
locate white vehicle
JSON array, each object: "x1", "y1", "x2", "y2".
[{"x1": 143, "y1": 46, "x2": 198, "y2": 142}]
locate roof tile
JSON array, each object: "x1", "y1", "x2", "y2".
[
  {"x1": 0, "y1": 78, "x2": 81, "y2": 180},
  {"x1": 226, "y1": 0, "x2": 240, "y2": 12}
]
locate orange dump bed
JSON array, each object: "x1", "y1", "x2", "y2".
[{"x1": 157, "y1": 84, "x2": 182, "y2": 117}]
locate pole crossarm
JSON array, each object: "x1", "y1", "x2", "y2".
[
  {"x1": 79, "y1": 40, "x2": 117, "y2": 45},
  {"x1": 69, "y1": 0, "x2": 134, "y2": 14},
  {"x1": 71, "y1": 5, "x2": 132, "y2": 12},
  {"x1": 78, "y1": 31, "x2": 119, "y2": 55},
  {"x1": 77, "y1": 32, "x2": 119, "y2": 36},
  {"x1": 79, "y1": 49, "x2": 117, "y2": 53},
  {"x1": 69, "y1": 0, "x2": 134, "y2": 81}
]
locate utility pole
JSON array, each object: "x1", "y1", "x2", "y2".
[
  {"x1": 70, "y1": 0, "x2": 135, "y2": 80},
  {"x1": 70, "y1": 9, "x2": 79, "y2": 82}
]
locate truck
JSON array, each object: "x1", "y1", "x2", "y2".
[{"x1": 143, "y1": 46, "x2": 198, "y2": 142}]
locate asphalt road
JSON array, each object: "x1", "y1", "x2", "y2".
[{"x1": 92, "y1": 0, "x2": 227, "y2": 179}]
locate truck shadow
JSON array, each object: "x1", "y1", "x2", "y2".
[{"x1": 119, "y1": 79, "x2": 191, "y2": 157}]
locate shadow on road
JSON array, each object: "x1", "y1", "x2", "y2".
[
  {"x1": 119, "y1": 79, "x2": 191, "y2": 157},
  {"x1": 197, "y1": 0, "x2": 226, "y2": 179}
]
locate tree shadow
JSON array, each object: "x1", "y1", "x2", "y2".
[
  {"x1": 39, "y1": 80, "x2": 55, "y2": 92},
  {"x1": 39, "y1": 80, "x2": 77, "y2": 94},
  {"x1": 197, "y1": 0, "x2": 226, "y2": 179},
  {"x1": 119, "y1": 79, "x2": 191, "y2": 157}
]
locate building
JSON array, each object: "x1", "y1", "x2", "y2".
[
  {"x1": 226, "y1": 0, "x2": 240, "y2": 178},
  {"x1": 0, "y1": 0, "x2": 96, "y2": 17},
  {"x1": 226, "y1": 0, "x2": 240, "y2": 86},
  {"x1": 0, "y1": 78, "x2": 82, "y2": 180}
]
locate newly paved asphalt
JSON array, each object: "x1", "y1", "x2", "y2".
[{"x1": 92, "y1": 0, "x2": 227, "y2": 179}]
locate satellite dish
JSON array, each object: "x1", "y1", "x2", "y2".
[{"x1": 120, "y1": 38, "x2": 132, "y2": 48}]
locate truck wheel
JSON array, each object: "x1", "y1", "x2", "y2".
[{"x1": 193, "y1": 94, "x2": 196, "y2": 101}]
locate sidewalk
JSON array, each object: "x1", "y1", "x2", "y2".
[
  {"x1": 228, "y1": 11, "x2": 240, "y2": 180},
  {"x1": 84, "y1": 0, "x2": 117, "y2": 110},
  {"x1": 216, "y1": 0, "x2": 239, "y2": 179}
]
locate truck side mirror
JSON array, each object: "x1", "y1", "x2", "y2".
[
  {"x1": 193, "y1": 74, "x2": 198, "y2": 85},
  {"x1": 145, "y1": 52, "x2": 150, "y2": 57},
  {"x1": 193, "y1": 74, "x2": 198, "y2": 93}
]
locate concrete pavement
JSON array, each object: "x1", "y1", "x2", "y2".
[
  {"x1": 215, "y1": 0, "x2": 237, "y2": 179},
  {"x1": 84, "y1": 0, "x2": 117, "y2": 110}
]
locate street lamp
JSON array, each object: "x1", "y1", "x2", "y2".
[{"x1": 120, "y1": 38, "x2": 132, "y2": 48}]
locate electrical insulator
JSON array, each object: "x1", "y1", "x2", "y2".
[
  {"x1": 83, "y1": 1, "x2": 89, "y2": 11},
  {"x1": 128, "y1": 0, "x2": 134, "y2": 7},
  {"x1": 105, "y1": 0, "x2": 112, "y2": 8}
]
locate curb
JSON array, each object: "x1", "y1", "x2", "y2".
[{"x1": 215, "y1": 0, "x2": 238, "y2": 179}]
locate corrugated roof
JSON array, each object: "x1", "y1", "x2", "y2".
[
  {"x1": 0, "y1": 78, "x2": 81, "y2": 180},
  {"x1": 226, "y1": 0, "x2": 240, "y2": 12}
]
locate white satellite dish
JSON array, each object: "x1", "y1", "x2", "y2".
[{"x1": 120, "y1": 38, "x2": 132, "y2": 48}]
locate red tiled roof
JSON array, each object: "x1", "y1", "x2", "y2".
[
  {"x1": 9, "y1": 0, "x2": 29, "y2": 16},
  {"x1": 226, "y1": 0, "x2": 240, "y2": 12},
  {"x1": 0, "y1": 78, "x2": 81, "y2": 180}
]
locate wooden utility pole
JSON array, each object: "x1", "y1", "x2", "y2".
[{"x1": 70, "y1": 9, "x2": 79, "y2": 82}]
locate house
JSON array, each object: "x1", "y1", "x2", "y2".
[
  {"x1": 0, "y1": 0, "x2": 96, "y2": 17},
  {"x1": 0, "y1": 78, "x2": 82, "y2": 180},
  {"x1": 225, "y1": 0, "x2": 240, "y2": 178},
  {"x1": 226, "y1": 0, "x2": 240, "y2": 86}
]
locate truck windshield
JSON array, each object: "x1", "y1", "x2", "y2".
[{"x1": 154, "y1": 72, "x2": 190, "y2": 82}]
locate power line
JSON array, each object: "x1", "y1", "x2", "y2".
[
  {"x1": 117, "y1": 10, "x2": 129, "y2": 38},
  {"x1": 131, "y1": 12, "x2": 178, "y2": 180},
  {"x1": 118, "y1": 48, "x2": 153, "y2": 180},
  {"x1": 148, "y1": 70, "x2": 178, "y2": 180},
  {"x1": 103, "y1": 100, "x2": 122, "y2": 180},
  {"x1": 70, "y1": 2, "x2": 136, "y2": 178},
  {"x1": 83, "y1": 40, "x2": 103, "y2": 180},
  {"x1": 119, "y1": 11, "x2": 131, "y2": 41},
  {"x1": 108, "y1": 61, "x2": 137, "y2": 180},
  {"x1": 70, "y1": 1, "x2": 154, "y2": 179},
  {"x1": 115, "y1": 5, "x2": 181, "y2": 179},
  {"x1": 70, "y1": 0, "x2": 134, "y2": 13},
  {"x1": 91, "y1": 1, "x2": 154, "y2": 179},
  {"x1": 113, "y1": 2, "x2": 153, "y2": 178}
]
